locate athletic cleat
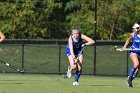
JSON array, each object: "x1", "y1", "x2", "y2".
[
  {"x1": 67, "y1": 66, "x2": 71, "y2": 78},
  {"x1": 73, "y1": 81, "x2": 79, "y2": 86},
  {"x1": 126, "y1": 76, "x2": 133, "y2": 88}
]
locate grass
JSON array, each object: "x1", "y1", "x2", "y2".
[{"x1": 0, "y1": 74, "x2": 139, "y2": 93}]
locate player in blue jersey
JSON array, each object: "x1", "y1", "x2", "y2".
[
  {"x1": 122, "y1": 22, "x2": 140, "y2": 87},
  {"x1": 66, "y1": 29, "x2": 95, "y2": 86}
]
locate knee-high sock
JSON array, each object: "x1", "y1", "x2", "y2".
[
  {"x1": 132, "y1": 73, "x2": 137, "y2": 79},
  {"x1": 129, "y1": 65, "x2": 137, "y2": 78},
  {"x1": 74, "y1": 70, "x2": 81, "y2": 82},
  {"x1": 132, "y1": 71, "x2": 139, "y2": 80}
]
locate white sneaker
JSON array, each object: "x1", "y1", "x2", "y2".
[
  {"x1": 67, "y1": 66, "x2": 71, "y2": 78},
  {"x1": 73, "y1": 81, "x2": 79, "y2": 86}
]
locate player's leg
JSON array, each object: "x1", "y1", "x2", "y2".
[
  {"x1": 73, "y1": 54, "x2": 83, "y2": 86},
  {"x1": 132, "y1": 67, "x2": 139, "y2": 80},
  {"x1": 68, "y1": 55, "x2": 77, "y2": 69},
  {"x1": 66, "y1": 47, "x2": 77, "y2": 78},
  {"x1": 67, "y1": 55, "x2": 77, "y2": 78},
  {"x1": 132, "y1": 56, "x2": 140, "y2": 79},
  {"x1": 127, "y1": 53, "x2": 139, "y2": 87}
]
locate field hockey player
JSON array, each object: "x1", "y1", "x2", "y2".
[
  {"x1": 65, "y1": 29, "x2": 94, "y2": 86},
  {"x1": 122, "y1": 22, "x2": 140, "y2": 87}
]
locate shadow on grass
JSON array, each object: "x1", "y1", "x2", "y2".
[
  {"x1": 91, "y1": 84, "x2": 123, "y2": 86},
  {"x1": 0, "y1": 82, "x2": 38, "y2": 84}
]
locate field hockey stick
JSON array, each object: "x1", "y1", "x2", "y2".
[
  {"x1": 114, "y1": 46, "x2": 140, "y2": 51},
  {"x1": 0, "y1": 59, "x2": 24, "y2": 73},
  {"x1": 63, "y1": 48, "x2": 84, "y2": 78}
]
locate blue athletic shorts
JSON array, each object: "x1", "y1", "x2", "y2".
[
  {"x1": 129, "y1": 50, "x2": 140, "y2": 58},
  {"x1": 66, "y1": 46, "x2": 83, "y2": 57}
]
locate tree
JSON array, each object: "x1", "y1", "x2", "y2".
[
  {"x1": 65, "y1": 0, "x2": 95, "y2": 38},
  {"x1": 0, "y1": 0, "x2": 62, "y2": 39},
  {"x1": 96, "y1": 0, "x2": 133, "y2": 40},
  {"x1": 65, "y1": 0, "x2": 140, "y2": 40},
  {"x1": 1, "y1": 0, "x2": 140, "y2": 40}
]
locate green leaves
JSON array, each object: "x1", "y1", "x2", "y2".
[
  {"x1": 0, "y1": 0, "x2": 62, "y2": 39},
  {"x1": 0, "y1": 0, "x2": 140, "y2": 40},
  {"x1": 65, "y1": 0, "x2": 94, "y2": 35}
]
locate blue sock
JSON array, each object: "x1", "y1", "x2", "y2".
[
  {"x1": 74, "y1": 71, "x2": 81, "y2": 82},
  {"x1": 132, "y1": 73, "x2": 137, "y2": 79},
  {"x1": 129, "y1": 65, "x2": 136, "y2": 77},
  {"x1": 132, "y1": 70, "x2": 139, "y2": 80}
]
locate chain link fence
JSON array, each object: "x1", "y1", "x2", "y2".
[{"x1": 0, "y1": 40, "x2": 133, "y2": 76}]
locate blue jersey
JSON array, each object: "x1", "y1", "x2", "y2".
[
  {"x1": 66, "y1": 33, "x2": 83, "y2": 57},
  {"x1": 131, "y1": 32, "x2": 140, "y2": 49},
  {"x1": 129, "y1": 32, "x2": 140, "y2": 57}
]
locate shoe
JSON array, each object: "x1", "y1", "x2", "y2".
[
  {"x1": 73, "y1": 81, "x2": 79, "y2": 86},
  {"x1": 126, "y1": 76, "x2": 133, "y2": 88},
  {"x1": 67, "y1": 66, "x2": 71, "y2": 78}
]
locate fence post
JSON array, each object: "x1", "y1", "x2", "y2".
[
  {"x1": 58, "y1": 42, "x2": 61, "y2": 75},
  {"x1": 22, "y1": 43, "x2": 25, "y2": 72},
  {"x1": 93, "y1": 0, "x2": 97, "y2": 76},
  {"x1": 93, "y1": 46, "x2": 96, "y2": 75}
]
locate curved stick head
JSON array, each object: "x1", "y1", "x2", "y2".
[
  {"x1": 63, "y1": 75, "x2": 68, "y2": 79},
  {"x1": 114, "y1": 46, "x2": 118, "y2": 49}
]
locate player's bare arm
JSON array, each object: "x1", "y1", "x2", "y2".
[
  {"x1": 123, "y1": 33, "x2": 133, "y2": 47},
  {"x1": 81, "y1": 34, "x2": 95, "y2": 46}
]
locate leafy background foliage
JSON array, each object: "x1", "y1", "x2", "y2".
[{"x1": 0, "y1": 0, "x2": 140, "y2": 40}]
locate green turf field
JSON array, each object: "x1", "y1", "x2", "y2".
[{"x1": 0, "y1": 74, "x2": 139, "y2": 93}]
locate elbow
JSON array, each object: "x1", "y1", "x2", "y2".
[
  {"x1": 87, "y1": 40, "x2": 95, "y2": 46},
  {"x1": 1, "y1": 35, "x2": 6, "y2": 42},
  {"x1": 3, "y1": 36, "x2": 5, "y2": 41},
  {"x1": 3, "y1": 36, "x2": 5, "y2": 40},
  {"x1": 91, "y1": 40, "x2": 95, "y2": 45}
]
